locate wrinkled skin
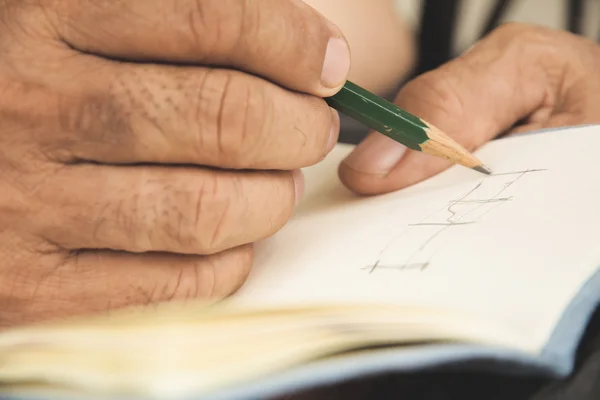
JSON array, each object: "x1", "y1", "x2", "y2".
[{"x1": 0, "y1": 0, "x2": 350, "y2": 326}]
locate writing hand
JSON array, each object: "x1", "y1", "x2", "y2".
[
  {"x1": 339, "y1": 23, "x2": 600, "y2": 194},
  {"x1": 0, "y1": 0, "x2": 350, "y2": 325}
]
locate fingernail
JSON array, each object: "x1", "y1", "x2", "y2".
[
  {"x1": 321, "y1": 37, "x2": 351, "y2": 88},
  {"x1": 292, "y1": 169, "x2": 305, "y2": 205},
  {"x1": 326, "y1": 108, "x2": 340, "y2": 153},
  {"x1": 342, "y1": 134, "x2": 407, "y2": 174}
]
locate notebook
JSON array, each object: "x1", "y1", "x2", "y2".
[{"x1": 1, "y1": 124, "x2": 600, "y2": 400}]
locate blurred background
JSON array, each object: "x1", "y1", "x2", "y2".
[{"x1": 399, "y1": 0, "x2": 600, "y2": 67}]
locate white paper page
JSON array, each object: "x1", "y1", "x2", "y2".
[{"x1": 231, "y1": 125, "x2": 600, "y2": 353}]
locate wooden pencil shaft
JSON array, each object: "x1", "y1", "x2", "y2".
[
  {"x1": 324, "y1": 81, "x2": 428, "y2": 151},
  {"x1": 325, "y1": 81, "x2": 489, "y2": 173}
]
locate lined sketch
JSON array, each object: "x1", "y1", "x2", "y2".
[{"x1": 362, "y1": 169, "x2": 548, "y2": 273}]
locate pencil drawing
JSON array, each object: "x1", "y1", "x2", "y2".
[
  {"x1": 408, "y1": 222, "x2": 475, "y2": 226},
  {"x1": 362, "y1": 169, "x2": 548, "y2": 273},
  {"x1": 491, "y1": 169, "x2": 547, "y2": 176}
]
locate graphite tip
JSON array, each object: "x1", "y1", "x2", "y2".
[{"x1": 473, "y1": 165, "x2": 492, "y2": 175}]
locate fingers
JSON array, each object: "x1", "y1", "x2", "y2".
[
  {"x1": 72, "y1": 246, "x2": 253, "y2": 304},
  {"x1": 338, "y1": 23, "x2": 569, "y2": 195},
  {"x1": 36, "y1": 165, "x2": 301, "y2": 255},
  {"x1": 49, "y1": 0, "x2": 351, "y2": 97},
  {"x1": 5, "y1": 245, "x2": 252, "y2": 325},
  {"x1": 48, "y1": 60, "x2": 339, "y2": 170}
]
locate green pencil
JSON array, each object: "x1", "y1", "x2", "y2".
[{"x1": 325, "y1": 80, "x2": 491, "y2": 175}]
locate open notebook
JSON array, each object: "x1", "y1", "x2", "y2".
[{"x1": 1, "y1": 125, "x2": 600, "y2": 400}]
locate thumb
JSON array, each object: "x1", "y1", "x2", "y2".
[
  {"x1": 48, "y1": 0, "x2": 351, "y2": 98},
  {"x1": 338, "y1": 23, "x2": 567, "y2": 195}
]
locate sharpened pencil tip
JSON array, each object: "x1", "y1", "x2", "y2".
[{"x1": 473, "y1": 165, "x2": 492, "y2": 175}]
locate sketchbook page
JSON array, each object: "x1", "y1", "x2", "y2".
[{"x1": 231, "y1": 125, "x2": 600, "y2": 354}]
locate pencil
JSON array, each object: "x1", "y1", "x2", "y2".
[{"x1": 325, "y1": 80, "x2": 491, "y2": 175}]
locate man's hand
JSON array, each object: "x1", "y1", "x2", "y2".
[
  {"x1": 0, "y1": 0, "x2": 350, "y2": 325},
  {"x1": 339, "y1": 23, "x2": 600, "y2": 194}
]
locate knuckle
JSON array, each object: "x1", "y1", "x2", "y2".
[
  {"x1": 0, "y1": 78, "x2": 47, "y2": 125},
  {"x1": 226, "y1": 245, "x2": 254, "y2": 292},
  {"x1": 0, "y1": 1, "x2": 58, "y2": 61},
  {"x1": 0, "y1": 76, "x2": 86, "y2": 165},
  {"x1": 487, "y1": 23, "x2": 576, "y2": 83},
  {"x1": 167, "y1": 245, "x2": 254, "y2": 302},
  {"x1": 398, "y1": 72, "x2": 481, "y2": 151},
  {"x1": 279, "y1": 95, "x2": 331, "y2": 167},
  {"x1": 48, "y1": 69, "x2": 140, "y2": 163},
  {"x1": 0, "y1": 1, "x2": 40, "y2": 37},
  {"x1": 183, "y1": 0, "x2": 245, "y2": 56},
  {"x1": 186, "y1": 0, "x2": 213, "y2": 57},
  {"x1": 0, "y1": 161, "x2": 57, "y2": 222},
  {"x1": 0, "y1": 243, "x2": 70, "y2": 326},
  {"x1": 231, "y1": 82, "x2": 272, "y2": 166},
  {"x1": 93, "y1": 185, "x2": 148, "y2": 252},
  {"x1": 170, "y1": 263, "x2": 213, "y2": 301},
  {"x1": 400, "y1": 72, "x2": 466, "y2": 124},
  {"x1": 298, "y1": 99, "x2": 334, "y2": 164},
  {"x1": 190, "y1": 173, "x2": 235, "y2": 253},
  {"x1": 131, "y1": 179, "x2": 208, "y2": 253},
  {"x1": 200, "y1": 70, "x2": 269, "y2": 168},
  {"x1": 108, "y1": 172, "x2": 236, "y2": 255},
  {"x1": 228, "y1": 0, "x2": 255, "y2": 53},
  {"x1": 0, "y1": 80, "x2": 66, "y2": 204},
  {"x1": 59, "y1": 90, "x2": 132, "y2": 148},
  {"x1": 192, "y1": 261, "x2": 216, "y2": 299},
  {"x1": 490, "y1": 23, "x2": 557, "y2": 55}
]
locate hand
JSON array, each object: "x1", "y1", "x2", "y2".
[
  {"x1": 339, "y1": 23, "x2": 600, "y2": 194},
  {"x1": 0, "y1": 0, "x2": 350, "y2": 325}
]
